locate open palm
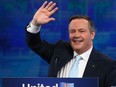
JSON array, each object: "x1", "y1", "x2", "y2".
[{"x1": 32, "y1": 1, "x2": 58, "y2": 26}]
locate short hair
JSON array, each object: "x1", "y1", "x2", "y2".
[{"x1": 69, "y1": 15, "x2": 95, "y2": 32}]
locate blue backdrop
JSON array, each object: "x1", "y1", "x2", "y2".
[{"x1": 0, "y1": 0, "x2": 116, "y2": 82}]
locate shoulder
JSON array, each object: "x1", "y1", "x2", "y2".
[
  {"x1": 53, "y1": 40, "x2": 73, "y2": 55},
  {"x1": 55, "y1": 40, "x2": 69, "y2": 45},
  {"x1": 91, "y1": 48, "x2": 115, "y2": 65},
  {"x1": 55, "y1": 40, "x2": 71, "y2": 48}
]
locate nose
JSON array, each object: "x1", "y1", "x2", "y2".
[{"x1": 74, "y1": 31, "x2": 80, "y2": 38}]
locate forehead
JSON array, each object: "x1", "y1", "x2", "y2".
[{"x1": 69, "y1": 19, "x2": 89, "y2": 28}]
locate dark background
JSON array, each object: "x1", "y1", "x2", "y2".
[{"x1": 0, "y1": 0, "x2": 116, "y2": 85}]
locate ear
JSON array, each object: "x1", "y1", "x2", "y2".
[{"x1": 91, "y1": 32, "x2": 95, "y2": 40}]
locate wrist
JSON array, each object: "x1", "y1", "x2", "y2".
[
  {"x1": 31, "y1": 19, "x2": 41, "y2": 26},
  {"x1": 26, "y1": 21, "x2": 41, "y2": 34}
]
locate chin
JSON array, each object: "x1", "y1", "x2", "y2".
[{"x1": 73, "y1": 47, "x2": 81, "y2": 52}]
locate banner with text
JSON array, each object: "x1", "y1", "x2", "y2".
[{"x1": 2, "y1": 78, "x2": 98, "y2": 87}]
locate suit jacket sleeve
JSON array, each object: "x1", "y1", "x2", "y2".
[{"x1": 26, "y1": 30, "x2": 55, "y2": 63}]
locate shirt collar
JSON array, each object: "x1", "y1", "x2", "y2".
[{"x1": 73, "y1": 46, "x2": 93, "y2": 62}]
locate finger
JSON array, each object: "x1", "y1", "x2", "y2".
[
  {"x1": 44, "y1": 1, "x2": 53, "y2": 9},
  {"x1": 49, "y1": 17, "x2": 55, "y2": 21},
  {"x1": 50, "y1": 7, "x2": 58, "y2": 15},
  {"x1": 47, "y1": 18, "x2": 55, "y2": 23},
  {"x1": 47, "y1": 3, "x2": 56, "y2": 11},
  {"x1": 41, "y1": 1, "x2": 48, "y2": 8}
]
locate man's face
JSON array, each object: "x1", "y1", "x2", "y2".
[{"x1": 69, "y1": 19, "x2": 95, "y2": 54}]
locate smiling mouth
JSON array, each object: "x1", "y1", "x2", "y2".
[{"x1": 73, "y1": 38, "x2": 83, "y2": 42}]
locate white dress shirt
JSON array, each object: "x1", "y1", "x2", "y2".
[
  {"x1": 27, "y1": 22, "x2": 93, "y2": 78},
  {"x1": 27, "y1": 22, "x2": 41, "y2": 33},
  {"x1": 57, "y1": 47, "x2": 93, "y2": 78}
]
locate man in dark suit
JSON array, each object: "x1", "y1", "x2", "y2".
[{"x1": 26, "y1": 1, "x2": 116, "y2": 87}]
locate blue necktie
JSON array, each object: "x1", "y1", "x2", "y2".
[{"x1": 69, "y1": 55, "x2": 81, "y2": 77}]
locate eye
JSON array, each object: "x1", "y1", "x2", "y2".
[
  {"x1": 79, "y1": 29, "x2": 85, "y2": 33},
  {"x1": 69, "y1": 29, "x2": 76, "y2": 33}
]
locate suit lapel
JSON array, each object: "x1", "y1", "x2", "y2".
[
  {"x1": 55, "y1": 44, "x2": 100, "y2": 77},
  {"x1": 83, "y1": 48, "x2": 99, "y2": 77},
  {"x1": 56, "y1": 45, "x2": 73, "y2": 72}
]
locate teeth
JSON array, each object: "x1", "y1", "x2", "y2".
[
  {"x1": 74, "y1": 39, "x2": 78, "y2": 41},
  {"x1": 74, "y1": 38, "x2": 79, "y2": 41},
  {"x1": 73, "y1": 39, "x2": 82, "y2": 42},
  {"x1": 74, "y1": 39, "x2": 79, "y2": 42}
]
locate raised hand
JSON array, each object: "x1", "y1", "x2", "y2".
[{"x1": 32, "y1": 1, "x2": 58, "y2": 26}]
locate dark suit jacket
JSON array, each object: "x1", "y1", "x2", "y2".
[{"x1": 26, "y1": 31, "x2": 116, "y2": 87}]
